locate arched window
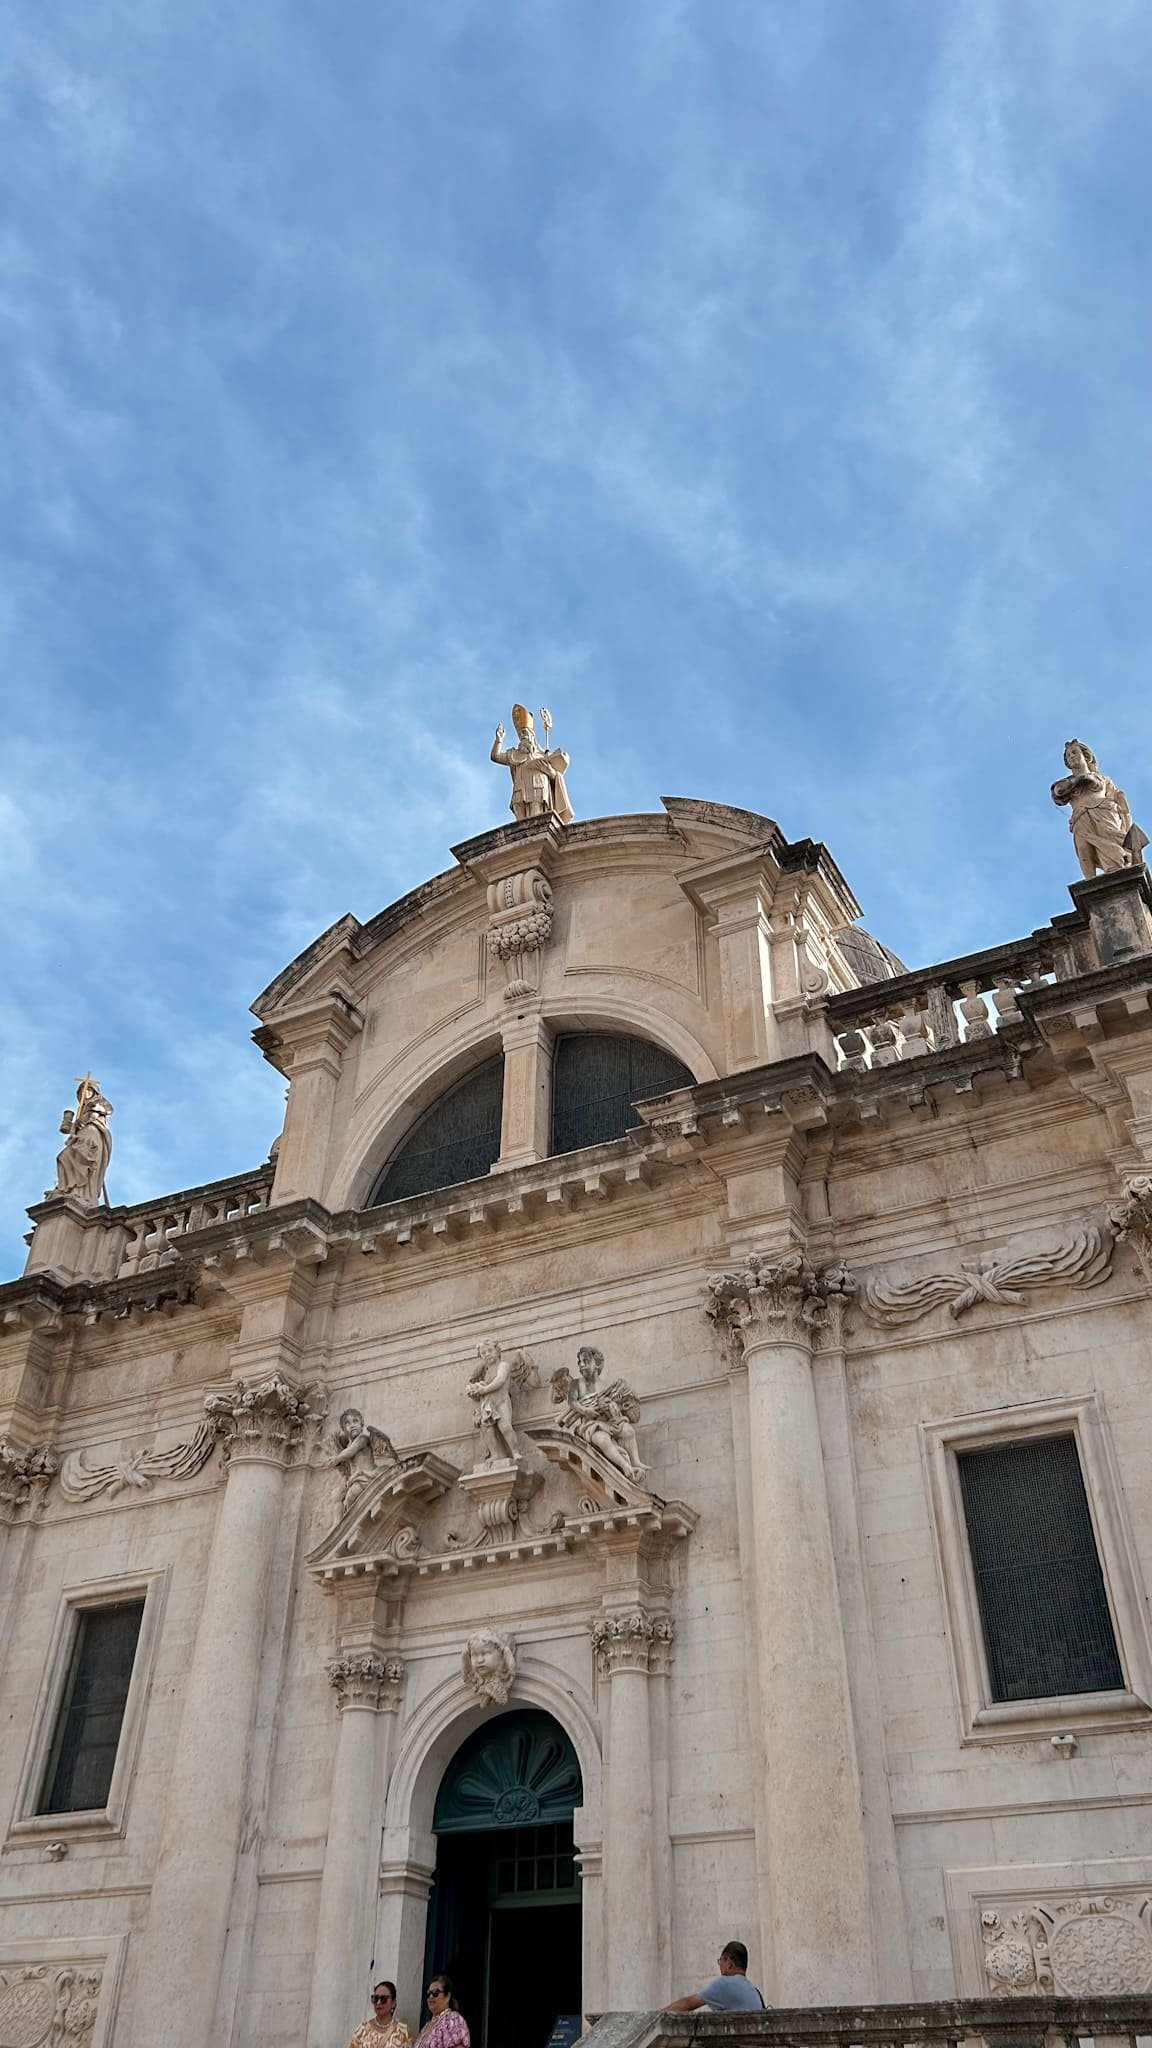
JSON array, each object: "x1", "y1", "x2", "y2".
[
  {"x1": 550, "y1": 1033, "x2": 694, "y2": 1157},
  {"x1": 369, "y1": 1056, "x2": 504, "y2": 1206}
]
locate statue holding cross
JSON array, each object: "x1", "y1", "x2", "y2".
[{"x1": 52, "y1": 1074, "x2": 113, "y2": 1207}]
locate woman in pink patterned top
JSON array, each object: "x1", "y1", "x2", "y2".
[{"x1": 415, "y1": 1976, "x2": 470, "y2": 2048}]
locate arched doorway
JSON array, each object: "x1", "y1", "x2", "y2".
[{"x1": 423, "y1": 1710, "x2": 583, "y2": 2048}]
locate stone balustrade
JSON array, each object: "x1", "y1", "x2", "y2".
[
  {"x1": 117, "y1": 1167, "x2": 275, "y2": 1276},
  {"x1": 582, "y1": 2000, "x2": 1152, "y2": 2048},
  {"x1": 828, "y1": 934, "x2": 1064, "y2": 1072}
]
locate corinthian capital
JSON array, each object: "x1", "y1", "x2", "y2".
[
  {"x1": 1109, "y1": 1175, "x2": 1152, "y2": 1289},
  {"x1": 706, "y1": 1251, "x2": 856, "y2": 1351},
  {"x1": 590, "y1": 1609, "x2": 673, "y2": 1678},
  {"x1": 328, "y1": 1650, "x2": 405, "y2": 1713},
  {"x1": 0, "y1": 1438, "x2": 57, "y2": 1524},
  {"x1": 205, "y1": 1373, "x2": 326, "y2": 1467}
]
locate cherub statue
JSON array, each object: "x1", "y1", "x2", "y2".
[
  {"x1": 467, "y1": 1341, "x2": 539, "y2": 1464},
  {"x1": 461, "y1": 1627, "x2": 516, "y2": 1704},
  {"x1": 549, "y1": 1345, "x2": 646, "y2": 1482},
  {"x1": 1051, "y1": 738, "x2": 1147, "y2": 878},
  {"x1": 52, "y1": 1075, "x2": 113, "y2": 1207},
  {"x1": 490, "y1": 705, "x2": 574, "y2": 825},
  {"x1": 325, "y1": 1407, "x2": 396, "y2": 1511}
]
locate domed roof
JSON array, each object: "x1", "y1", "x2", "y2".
[{"x1": 835, "y1": 925, "x2": 907, "y2": 986}]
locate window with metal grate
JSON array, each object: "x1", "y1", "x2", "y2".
[
  {"x1": 957, "y1": 1434, "x2": 1124, "y2": 1702},
  {"x1": 549, "y1": 1034, "x2": 694, "y2": 1157},
  {"x1": 38, "y1": 1601, "x2": 145, "y2": 1814},
  {"x1": 370, "y1": 1056, "x2": 504, "y2": 1205}
]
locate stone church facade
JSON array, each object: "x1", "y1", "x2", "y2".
[{"x1": 3, "y1": 780, "x2": 1152, "y2": 2048}]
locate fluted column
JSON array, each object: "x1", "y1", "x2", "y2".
[
  {"x1": 592, "y1": 1610, "x2": 671, "y2": 2010},
  {"x1": 129, "y1": 1375, "x2": 322, "y2": 2048},
  {"x1": 306, "y1": 1652, "x2": 405, "y2": 2048},
  {"x1": 707, "y1": 1254, "x2": 876, "y2": 2004}
]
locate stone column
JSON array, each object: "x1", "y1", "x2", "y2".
[
  {"x1": 496, "y1": 1013, "x2": 553, "y2": 1170},
  {"x1": 592, "y1": 1609, "x2": 668, "y2": 2010},
  {"x1": 306, "y1": 1652, "x2": 405, "y2": 2048},
  {"x1": 707, "y1": 1254, "x2": 876, "y2": 2004},
  {"x1": 128, "y1": 1375, "x2": 322, "y2": 2048}
]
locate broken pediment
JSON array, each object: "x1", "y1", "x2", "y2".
[{"x1": 307, "y1": 1428, "x2": 696, "y2": 1583}]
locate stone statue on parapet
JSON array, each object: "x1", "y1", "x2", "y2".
[
  {"x1": 491, "y1": 704, "x2": 574, "y2": 825},
  {"x1": 324, "y1": 1407, "x2": 397, "y2": 1511},
  {"x1": 1051, "y1": 739, "x2": 1148, "y2": 879},
  {"x1": 51, "y1": 1075, "x2": 113, "y2": 1207},
  {"x1": 549, "y1": 1344, "x2": 646, "y2": 1483},
  {"x1": 467, "y1": 1340, "x2": 540, "y2": 1464}
]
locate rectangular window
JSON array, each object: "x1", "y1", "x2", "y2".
[
  {"x1": 957, "y1": 1434, "x2": 1124, "y2": 1702},
  {"x1": 37, "y1": 1601, "x2": 145, "y2": 1815}
]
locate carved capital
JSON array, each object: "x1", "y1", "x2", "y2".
[
  {"x1": 205, "y1": 1374, "x2": 326, "y2": 1468},
  {"x1": 0, "y1": 1438, "x2": 57, "y2": 1524},
  {"x1": 1109, "y1": 1175, "x2": 1152, "y2": 1289},
  {"x1": 590, "y1": 1609, "x2": 673, "y2": 1678},
  {"x1": 706, "y1": 1252, "x2": 856, "y2": 1352},
  {"x1": 327, "y1": 1650, "x2": 405, "y2": 1713}
]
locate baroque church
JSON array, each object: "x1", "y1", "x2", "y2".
[{"x1": 3, "y1": 718, "x2": 1152, "y2": 2048}]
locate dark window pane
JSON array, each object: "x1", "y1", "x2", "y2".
[
  {"x1": 370, "y1": 1057, "x2": 504, "y2": 1205},
  {"x1": 38, "y1": 1602, "x2": 145, "y2": 1814},
  {"x1": 550, "y1": 1035, "x2": 694, "y2": 1157},
  {"x1": 958, "y1": 1436, "x2": 1124, "y2": 1703}
]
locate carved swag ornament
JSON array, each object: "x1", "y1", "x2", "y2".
[{"x1": 860, "y1": 1220, "x2": 1113, "y2": 1327}]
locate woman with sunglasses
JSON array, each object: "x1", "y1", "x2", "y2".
[
  {"x1": 414, "y1": 1975, "x2": 470, "y2": 2048},
  {"x1": 345, "y1": 1979, "x2": 412, "y2": 2048}
]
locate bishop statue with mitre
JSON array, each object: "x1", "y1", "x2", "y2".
[{"x1": 490, "y1": 704, "x2": 575, "y2": 825}]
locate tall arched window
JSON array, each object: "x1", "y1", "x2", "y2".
[
  {"x1": 550, "y1": 1033, "x2": 694, "y2": 1157},
  {"x1": 369, "y1": 1056, "x2": 504, "y2": 1206}
]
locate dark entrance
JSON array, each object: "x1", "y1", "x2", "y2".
[{"x1": 423, "y1": 1711, "x2": 583, "y2": 2048}]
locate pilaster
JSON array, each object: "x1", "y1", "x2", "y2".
[
  {"x1": 262, "y1": 982, "x2": 364, "y2": 1206},
  {"x1": 495, "y1": 1012, "x2": 554, "y2": 1169},
  {"x1": 592, "y1": 1605, "x2": 672, "y2": 2009}
]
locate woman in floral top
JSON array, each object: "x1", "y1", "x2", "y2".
[
  {"x1": 346, "y1": 1980, "x2": 412, "y2": 2048},
  {"x1": 414, "y1": 1976, "x2": 470, "y2": 2048}
]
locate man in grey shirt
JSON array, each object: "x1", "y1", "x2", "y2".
[{"x1": 665, "y1": 1940, "x2": 767, "y2": 2012}]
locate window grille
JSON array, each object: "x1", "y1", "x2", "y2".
[
  {"x1": 370, "y1": 1056, "x2": 504, "y2": 1205},
  {"x1": 494, "y1": 1821, "x2": 578, "y2": 1898},
  {"x1": 957, "y1": 1434, "x2": 1124, "y2": 1702},
  {"x1": 38, "y1": 1601, "x2": 145, "y2": 1814},
  {"x1": 550, "y1": 1034, "x2": 694, "y2": 1157}
]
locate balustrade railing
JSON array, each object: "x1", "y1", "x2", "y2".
[
  {"x1": 116, "y1": 1167, "x2": 275, "y2": 1276},
  {"x1": 827, "y1": 932, "x2": 1070, "y2": 1074},
  {"x1": 583, "y1": 1999, "x2": 1152, "y2": 2048}
]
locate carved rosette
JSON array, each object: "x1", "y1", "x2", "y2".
[
  {"x1": 0, "y1": 1965, "x2": 103, "y2": 2046},
  {"x1": 327, "y1": 1651, "x2": 405, "y2": 1713},
  {"x1": 706, "y1": 1252, "x2": 856, "y2": 1353},
  {"x1": 981, "y1": 1895, "x2": 1152, "y2": 1997},
  {"x1": 590, "y1": 1610, "x2": 674, "y2": 1678},
  {"x1": 0, "y1": 1439, "x2": 57, "y2": 1524},
  {"x1": 204, "y1": 1374, "x2": 326, "y2": 1468},
  {"x1": 1109, "y1": 1176, "x2": 1152, "y2": 1289},
  {"x1": 485, "y1": 868, "x2": 554, "y2": 1000}
]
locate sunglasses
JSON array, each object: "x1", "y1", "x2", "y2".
[
  {"x1": 427, "y1": 1990, "x2": 447, "y2": 2000},
  {"x1": 373, "y1": 1996, "x2": 394, "y2": 2006}
]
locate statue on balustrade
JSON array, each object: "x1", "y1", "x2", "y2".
[
  {"x1": 325, "y1": 1407, "x2": 397, "y2": 1511},
  {"x1": 549, "y1": 1345, "x2": 646, "y2": 1483},
  {"x1": 490, "y1": 704, "x2": 574, "y2": 824},
  {"x1": 51, "y1": 1075, "x2": 113, "y2": 1207},
  {"x1": 1051, "y1": 739, "x2": 1148, "y2": 878}
]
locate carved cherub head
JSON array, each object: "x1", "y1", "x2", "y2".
[{"x1": 462, "y1": 1628, "x2": 516, "y2": 1704}]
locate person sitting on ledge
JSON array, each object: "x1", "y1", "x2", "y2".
[{"x1": 664, "y1": 1939, "x2": 766, "y2": 2012}]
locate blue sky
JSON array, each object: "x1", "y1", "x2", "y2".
[{"x1": 2, "y1": 0, "x2": 1149, "y2": 1272}]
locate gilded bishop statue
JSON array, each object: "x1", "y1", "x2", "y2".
[{"x1": 490, "y1": 703, "x2": 574, "y2": 824}]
